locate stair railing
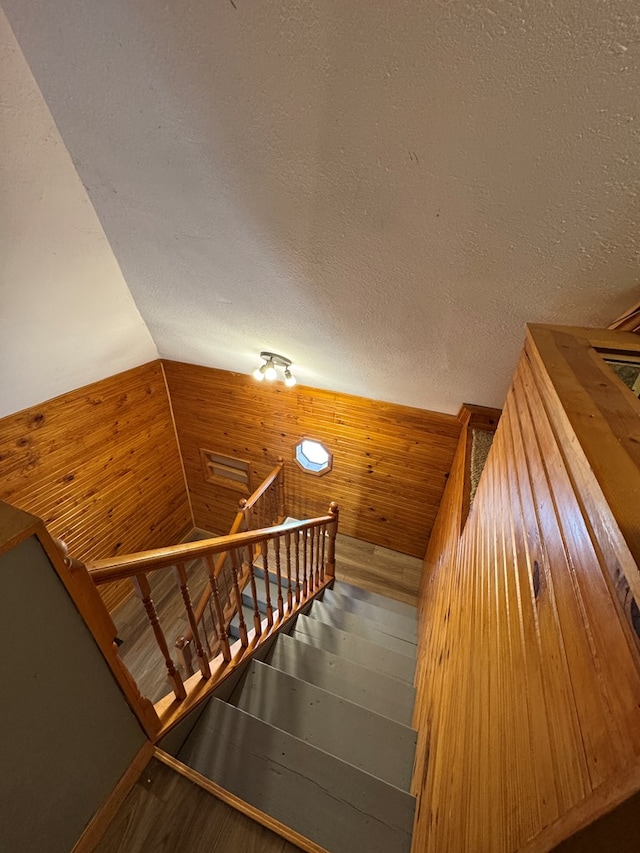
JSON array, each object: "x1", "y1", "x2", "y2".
[
  {"x1": 175, "y1": 460, "x2": 286, "y2": 675},
  {"x1": 85, "y1": 504, "x2": 339, "y2": 735}
]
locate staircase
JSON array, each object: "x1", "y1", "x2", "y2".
[{"x1": 173, "y1": 576, "x2": 418, "y2": 853}]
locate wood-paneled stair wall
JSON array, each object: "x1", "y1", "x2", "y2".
[{"x1": 413, "y1": 325, "x2": 640, "y2": 852}]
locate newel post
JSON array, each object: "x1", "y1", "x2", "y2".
[
  {"x1": 277, "y1": 456, "x2": 286, "y2": 521},
  {"x1": 51, "y1": 537, "x2": 161, "y2": 739},
  {"x1": 239, "y1": 497, "x2": 251, "y2": 531},
  {"x1": 325, "y1": 502, "x2": 339, "y2": 578}
]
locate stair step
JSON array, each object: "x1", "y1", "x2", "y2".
[
  {"x1": 322, "y1": 588, "x2": 418, "y2": 642},
  {"x1": 293, "y1": 614, "x2": 416, "y2": 684},
  {"x1": 230, "y1": 660, "x2": 416, "y2": 791},
  {"x1": 332, "y1": 580, "x2": 418, "y2": 620},
  {"x1": 309, "y1": 600, "x2": 417, "y2": 658},
  {"x1": 267, "y1": 633, "x2": 416, "y2": 726},
  {"x1": 177, "y1": 697, "x2": 415, "y2": 853}
]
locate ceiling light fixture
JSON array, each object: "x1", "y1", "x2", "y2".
[{"x1": 253, "y1": 352, "x2": 297, "y2": 387}]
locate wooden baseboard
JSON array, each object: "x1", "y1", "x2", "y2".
[
  {"x1": 71, "y1": 741, "x2": 155, "y2": 853},
  {"x1": 154, "y1": 748, "x2": 328, "y2": 853}
]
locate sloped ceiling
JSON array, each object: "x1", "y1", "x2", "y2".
[
  {"x1": 2, "y1": 1, "x2": 639, "y2": 414},
  {"x1": 0, "y1": 8, "x2": 157, "y2": 418}
]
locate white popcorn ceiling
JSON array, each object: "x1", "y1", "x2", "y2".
[{"x1": 2, "y1": 0, "x2": 639, "y2": 415}]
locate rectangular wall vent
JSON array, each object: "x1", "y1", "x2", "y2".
[{"x1": 200, "y1": 449, "x2": 251, "y2": 494}]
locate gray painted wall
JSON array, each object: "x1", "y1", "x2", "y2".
[{"x1": 0, "y1": 536, "x2": 146, "y2": 853}]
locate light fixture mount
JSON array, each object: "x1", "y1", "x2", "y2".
[{"x1": 253, "y1": 352, "x2": 297, "y2": 386}]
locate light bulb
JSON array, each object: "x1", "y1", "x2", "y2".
[
  {"x1": 284, "y1": 368, "x2": 296, "y2": 387},
  {"x1": 264, "y1": 361, "x2": 277, "y2": 380},
  {"x1": 253, "y1": 365, "x2": 266, "y2": 381}
]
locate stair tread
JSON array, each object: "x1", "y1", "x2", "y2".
[
  {"x1": 309, "y1": 600, "x2": 417, "y2": 657},
  {"x1": 322, "y1": 588, "x2": 418, "y2": 641},
  {"x1": 332, "y1": 580, "x2": 417, "y2": 619},
  {"x1": 293, "y1": 614, "x2": 416, "y2": 684},
  {"x1": 267, "y1": 633, "x2": 416, "y2": 726},
  {"x1": 231, "y1": 660, "x2": 416, "y2": 791},
  {"x1": 178, "y1": 697, "x2": 415, "y2": 853}
]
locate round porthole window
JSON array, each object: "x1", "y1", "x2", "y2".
[{"x1": 294, "y1": 438, "x2": 332, "y2": 476}]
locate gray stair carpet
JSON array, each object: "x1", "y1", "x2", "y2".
[
  {"x1": 176, "y1": 576, "x2": 418, "y2": 852},
  {"x1": 321, "y1": 588, "x2": 418, "y2": 642},
  {"x1": 292, "y1": 613, "x2": 416, "y2": 683},
  {"x1": 308, "y1": 600, "x2": 417, "y2": 657},
  {"x1": 329, "y1": 579, "x2": 418, "y2": 620},
  {"x1": 266, "y1": 632, "x2": 416, "y2": 726},
  {"x1": 178, "y1": 698, "x2": 414, "y2": 853},
  {"x1": 229, "y1": 659, "x2": 417, "y2": 790}
]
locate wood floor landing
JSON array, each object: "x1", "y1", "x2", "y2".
[{"x1": 95, "y1": 757, "x2": 303, "y2": 853}]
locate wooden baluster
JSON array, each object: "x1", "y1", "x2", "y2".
[
  {"x1": 326, "y1": 502, "x2": 339, "y2": 578},
  {"x1": 294, "y1": 528, "x2": 301, "y2": 604},
  {"x1": 230, "y1": 549, "x2": 248, "y2": 648},
  {"x1": 309, "y1": 525, "x2": 315, "y2": 593},
  {"x1": 175, "y1": 562, "x2": 211, "y2": 679},
  {"x1": 132, "y1": 572, "x2": 186, "y2": 701},
  {"x1": 315, "y1": 526, "x2": 321, "y2": 588},
  {"x1": 221, "y1": 558, "x2": 231, "y2": 608},
  {"x1": 261, "y1": 540, "x2": 274, "y2": 629},
  {"x1": 302, "y1": 528, "x2": 309, "y2": 597},
  {"x1": 245, "y1": 543, "x2": 262, "y2": 638},
  {"x1": 320, "y1": 522, "x2": 327, "y2": 583},
  {"x1": 285, "y1": 531, "x2": 293, "y2": 612},
  {"x1": 201, "y1": 614, "x2": 210, "y2": 655},
  {"x1": 205, "y1": 555, "x2": 231, "y2": 663},
  {"x1": 274, "y1": 534, "x2": 284, "y2": 619},
  {"x1": 277, "y1": 457, "x2": 286, "y2": 521},
  {"x1": 207, "y1": 599, "x2": 219, "y2": 643}
]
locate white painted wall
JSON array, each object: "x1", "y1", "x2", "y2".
[
  {"x1": 0, "y1": 9, "x2": 157, "y2": 419},
  {"x1": 2, "y1": 2, "x2": 639, "y2": 413}
]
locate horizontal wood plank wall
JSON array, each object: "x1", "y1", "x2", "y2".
[
  {"x1": 0, "y1": 362, "x2": 192, "y2": 610},
  {"x1": 162, "y1": 361, "x2": 461, "y2": 559},
  {"x1": 413, "y1": 332, "x2": 640, "y2": 852}
]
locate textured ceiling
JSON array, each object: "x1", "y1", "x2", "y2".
[
  {"x1": 3, "y1": 1, "x2": 640, "y2": 413},
  {"x1": 0, "y1": 8, "x2": 157, "y2": 418}
]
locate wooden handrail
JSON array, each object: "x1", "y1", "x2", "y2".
[
  {"x1": 176, "y1": 461, "x2": 284, "y2": 669},
  {"x1": 242, "y1": 460, "x2": 284, "y2": 514},
  {"x1": 83, "y1": 500, "x2": 339, "y2": 736},
  {"x1": 87, "y1": 515, "x2": 334, "y2": 584}
]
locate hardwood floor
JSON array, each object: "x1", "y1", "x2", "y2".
[
  {"x1": 95, "y1": 758, "x2": 303, "y2": 853},
  {"x1": 110, "y1": 529, "x2": 422, "y2": 704},
  {"x1": 333, "y1": 531, "x2": 422, "y2": 606}
]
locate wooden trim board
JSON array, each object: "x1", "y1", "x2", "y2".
[{"x1": 154, "y1": 748, "x2": 328, "y2": 853}]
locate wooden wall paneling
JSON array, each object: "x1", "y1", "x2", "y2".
[
  {"x1": 0, "y1": 362, "x2": 192, "y2": 610},
  {"x1": 412, "y1": 327, "x2": 640, "y2": 852},
  {"x1": 502, "y1": 410, "x2": 559, "y2": 832},
  {"x1": 163, "y1": 361, "x2": 461, "y2": 559},
  {"x1": 519, "y1": 359, "x2": 640, "y2": 761}
]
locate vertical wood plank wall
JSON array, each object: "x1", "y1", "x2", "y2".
[
  {"x1": 162, "y1": 361, "x2": 461, "y2": 559},
  {"x1": 0, "y1": 362, "x2": 192, "y2": 610},
  {"x1": 413, "y1": 328, "x2": 640, "y2": 852}
]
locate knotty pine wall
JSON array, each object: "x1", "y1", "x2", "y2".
[
  {"x1": 162, "y1": 361, "x2": 461, "y2": 559},
  {"x1": 413, "y1": 328, "x2": 640, "y2": 852},
  {"x1": 0, "y1": 362, "x2": 192, "y2": 610}
]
